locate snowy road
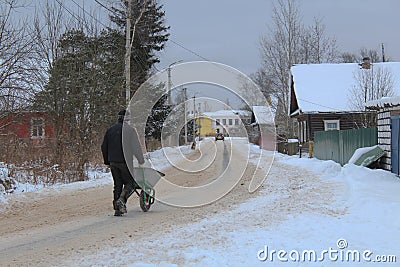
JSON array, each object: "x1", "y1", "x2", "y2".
[
  {"x1": 1, "y1": 139, "x2": 399, "y2": 266},
  {"x1": 1, "y1": 138, "x2": 266, "y2": 266}
]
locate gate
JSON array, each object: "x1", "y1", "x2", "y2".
[{"x1": 391, "y1": 114, "x2": 400, "y2": 175}]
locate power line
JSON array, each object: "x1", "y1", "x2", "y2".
[
  {"x1": 168, "y1": 39, "x2": 210, "y2": 62},
  {"x1": 91, "y1": 0, "x2": 162, "y2": 73},
  {"x1": 91, "y1": 1, "x2": 240, "y2": 78},
  {"x1": 70, "y1": 0, "x2": 110, "y2": 29},
  {"x1": 64, "y1": 0, "x2": 150, "y2": 74},
  {"x1": 93, "y1": 1, "x2": 210, "y2": 63},
  {"x1": 94, "y1": 0, "x2": 120, "y2": 17},
  {"x1": 298, "y1": 98, "x2": 341, "y2": 111},
  {"x1": 55, "y1": 0, "x2": 85, "y2": 25}
]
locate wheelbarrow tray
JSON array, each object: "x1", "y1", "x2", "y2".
[{"x1": 132, "y1": 167, "x2": 165, "y2": 189}]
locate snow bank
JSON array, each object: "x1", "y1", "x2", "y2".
[
  {"x1": 147, "y1": 144, "x2": 193, "y2": 171},
  {"x1": 281, "y1": 156, "x2": 341, "y2": 178}
]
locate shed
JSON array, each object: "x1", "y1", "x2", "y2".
[
  {"x1": 252, "y1": 106, "x2": 276, "y2": 150},
  {"x1": 366, "y1": 97, "x2": 400, "y2": 174}
]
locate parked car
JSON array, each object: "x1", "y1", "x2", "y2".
[{"x1": 215, "y1": 133, "x2": 224, "y2": 141}]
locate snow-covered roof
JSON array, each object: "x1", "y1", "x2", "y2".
[
  {"x1": 366, "y1": 96, "x2": 400, "y2": 109},
  {"x1": 252, "y1": 106, "x2": 274, "y2": 124},
  {"x1": 290, "y1": 62, "x2": 400, "y2": 115},
  {"x1": 202, "y1": 109, "x2": 252, "y2": 118}
]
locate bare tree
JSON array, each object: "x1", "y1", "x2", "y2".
[
  {"x1": 340, "y1": 47, "x2": 389, "y2": 63},
  {"x1": 299, "y1": 17, "x2": 338, "y2": 64},
  {"x1": 349, "y1": 65, "x2": 395, "y2": 110},
  {"x1": 340, "y1": 52, "x2": 359, "y2": 63},
  {"x1": 0, "y1": 0, "x2": 36, "y2": 113},
  {"x1": 257, "y1": 0, "x2": 338, "y2": 136},
  {"x1": 32, "y1": 1, "x2": 66, "y2": 72},
  {"x1": 259, "y1": 0, "x2": 302, "y2": 136}
]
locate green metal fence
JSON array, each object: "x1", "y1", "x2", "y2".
[{"x1": 314, "y1": 128, "x2": 377, "y2": 165}]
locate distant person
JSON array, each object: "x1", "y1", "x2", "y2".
[{"x1": 101, "y1": 110, "x2": 145, "y2": 216}]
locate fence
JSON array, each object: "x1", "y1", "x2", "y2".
[{"x1": 314, "y1": 128, "x2": 377, "y2": 165}]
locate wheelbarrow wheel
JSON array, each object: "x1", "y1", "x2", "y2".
[{"x1": 139, "y1": 190, "x2": 152, "y2": 212}]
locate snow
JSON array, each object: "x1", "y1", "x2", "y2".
[
  {"x1": 0, "y1": 145, "x2": 194, "y2": 206},
  {"x1": 290, "y1": 62, "x2": 400, "y2": 114},
  {"x1": 79, "y1": 145, "x2": 399, "y2": 265},
  {"x1": 202, "y1": 109, "x2": 252, "y2": 118},
  {"x1": 2, "y1": 144, "x2": 400, "y2": 265},
  {"x1": 348, "y1": 145, "x2": 380, "y2": 164},
  {"x1": 366, "y1": 96, "x2": 400, "y2": 108},
  {"x1": 252, "y1": 105, "x2": 274, "y2": 124}
]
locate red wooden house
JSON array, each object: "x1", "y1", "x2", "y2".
[{"x1": 0, "y1": 111, "x2": 55, "y2": 147}]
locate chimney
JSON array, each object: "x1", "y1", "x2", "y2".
[{"x1": 361, "y1": 57, "x2": 371, "y2": 69}]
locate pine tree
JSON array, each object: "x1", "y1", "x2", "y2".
[{"x1": 33, "y1": 1, "x2": 169, "y2": 177}]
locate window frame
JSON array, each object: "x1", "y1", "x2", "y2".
[
  {"x1": 31, "y1": 117, "x2": 45, "y2": 139},
  {"x1": 323, "y1": 119, "x2": 340, "y2": 131}
]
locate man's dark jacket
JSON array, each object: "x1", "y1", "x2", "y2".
[{"x1": 101, "y1": 120, "x2": 145, "y2": 167}]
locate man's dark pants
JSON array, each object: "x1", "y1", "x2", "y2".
[{"x1": 109, "y1": 162, "x2": 139, "y2": 210}]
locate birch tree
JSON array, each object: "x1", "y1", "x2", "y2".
[
  {"x1": 256, "y1": 0, "x2": 338, "y2": 137},
  {"x1": 349, "y1": 65, "x2": 395, "y2": 110}
]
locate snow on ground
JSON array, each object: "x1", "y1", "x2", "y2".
[
  {"x1": 2, "y1": 142, "x2": 400, "y2": 266},
  {"x1": 75, "y1": 144, "x2": 400, "y2": 266},
  {"x1": 0, "y1": 145, "x2": 194, "y2": 208}
]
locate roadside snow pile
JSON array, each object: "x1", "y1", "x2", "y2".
[
  {"x1": 0, "y1": 162, "x2": 16, "y2": 195},
  {"x1": 147, "y1": 144, "x2": 193, "y2": 171}
]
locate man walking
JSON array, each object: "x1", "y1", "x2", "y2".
[{"x1": 101, "y1": 110, "x2": 145, "y2": 216}]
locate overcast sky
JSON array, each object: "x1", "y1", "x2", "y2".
[{"x1": 155, "y1": 0, "x2": 400, "y2": 75}]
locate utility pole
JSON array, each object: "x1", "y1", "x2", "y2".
[
  {"x1": 167, "y1": 60, "x2": 183, "y2": 106},
  {"x1": 125, "y1": 0, "x2": 132, "y2": 106},
  {"x1": 183, "y1": 88, "x2": 188, "y2": 144},
  {"x1": 191, "y1": 96, "x2": 196, "y2": 149},
  {"x1": 167, "y1": 66, "x2": 172, "y2": 106}
]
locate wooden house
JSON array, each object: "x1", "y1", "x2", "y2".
[
  {"x1": 289, "y1": 63, "x2": 387, "y2": 143},
  {"x1": 0, "y1": 112, "x2": 54, "y2": 140},
  {"x1": 0, "y1": 111, "x2": 55, "y2": 154}
]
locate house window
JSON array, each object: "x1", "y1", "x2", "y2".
[
  {"x1": 216, "y1": 119, "x2": 220, "y2": 125},
  {"x1": 222, "y1": 119, "x2": 227, "y2": 125},
  {"x1": 31, "y1": 117, "x2": 45, "y2": 138},
  {"x1": 235, "y1": 119, "x2": 239, "y2": 125},
  {"x1": 228, "y1": 119, "x2": 233, "y2": 125},
  {"x1": 324, "y1": 120, "x2": 340, "y2": 131}
]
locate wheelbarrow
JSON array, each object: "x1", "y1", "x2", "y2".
[{"x1": 131, "y1": 167, "x2": 165, "y2": 212}]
